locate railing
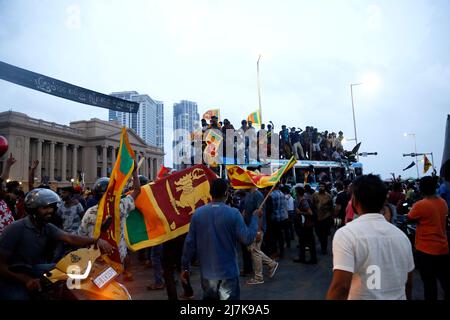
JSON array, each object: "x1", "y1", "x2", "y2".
[{"x1": 3, "y1": 112, "x2": 85, "y2": 136}]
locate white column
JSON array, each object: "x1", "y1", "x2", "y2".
[
  {"x1": 153, "y1": 158, "x2": 158, "y2": 180},
  {"x1": 102, "y1": 145, "x2": 108, "y2": 177},
  {"x1": 143, "y1": 154, "x2": 148, "y2": 178},
  {"x1": 136, "y1": 152, "x2": 141, "y2": 175},
  {"x1": 111, "y1": 146, "x2": 116, "y2": 168},
  {"x1": 149, "y1": 157, "x2": 153, "y2": 180},
  {"x1": 49, "y1": 141, "x2": 55, "y2": 182},
  {"x1": 36, "y1": 139, "x2": 43, "y2": 182},
  {"x1": 72, "y1": 145, "x2": 78, "y2": 181},
  {"x1": 23, "y1": 137, "x2": 30, "y2": 183},
  {"x1": 61, "y1": 143, "x2": 67, "y2": 181}
]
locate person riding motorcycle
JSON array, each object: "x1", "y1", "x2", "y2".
[{"x1": 0, "y1": 188, "x2": 114, "y2": 300}]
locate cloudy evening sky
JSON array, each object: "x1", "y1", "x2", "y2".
[{"x1": 1, "y1": 0, "x2": 449, "y2": 178}]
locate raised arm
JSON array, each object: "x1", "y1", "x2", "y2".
[
  {"x1": 129, "y1": 160, "x2": 141, "y2": 200},
  {"x1": 28, "y1": 160, "x2": 39, "y2": 190},
  {"x1": 1, "y1": 153, "x2": 16, "y2": 181}
]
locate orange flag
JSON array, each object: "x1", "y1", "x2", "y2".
[
  {"x1": 423, "y1": 155, "x2": 432, "y2": 174},
  {"x1": 227, "y1": 157, "x2": 297, "y2": 189},
  {"x1": 94, "y1": 127, "x2": 135, "y2": 273}
]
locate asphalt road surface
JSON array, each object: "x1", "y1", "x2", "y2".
[{"x1": 120, "y1": 238, "x2": 442, "y2": 300}]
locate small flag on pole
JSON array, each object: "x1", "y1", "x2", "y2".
[
  {"x1": 247, "y1": 110, "x2": 261, "y2": 125},
  {"x1": 423, "y1": 155, "x2": 432, "y2": 174},
  {"x1": 403, "y1": 161, "x2": 415, "y2": 171},
  {"x1": 157, "y1": 165, "x2": 171, "y2": 180},
  {"x1": 202, "y1": 109, "x2": 220, "y2": 122},
  {"x1": 227, "y1": 157, "x2": 297, "y2": 189}
]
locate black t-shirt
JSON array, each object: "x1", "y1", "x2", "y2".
[
  {"x1": 0, "y1": 216, "x2": 63, "y2": 268},
  {"x1": 335, "y1": 191, "x2": 351, "y2": 220}
]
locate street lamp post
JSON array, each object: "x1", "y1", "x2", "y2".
[
  {"x1": 350, "y1": 83, "x2": 362, "y2": 161},
  {"x1": 430, "y1": 152, "x2": 436, "y2": 173},
  {"x1": 257, "y1": 55, "x2": 262, "y2": 125},
  {"x1": 404, "y1": 133, "x2": 420, "y2": 179}
]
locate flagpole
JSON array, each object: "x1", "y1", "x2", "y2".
[
  {"x1": 430, "y1": 152, "x2": 436, "y2": 174},
  {"x1": 257, "y1": 157, "x2": 296, "y2": 210},
  {"x1": 413, "y1": 134, "x2": 419, "y2": 179},
  {"x1": 257, "y1": 55, "x2": 262, "y2": 125},
  {"x1": 258, "y1": 182, "x2": 277, "y2": 211},
  {"x1": 404, "y1": 133, "x2": 420, "y2": 179}
]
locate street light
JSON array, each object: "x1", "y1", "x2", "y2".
[
  {"x1": 257, "y1": 54, "x2": 263, "y2": 125},
  {"x1": 404, "y1": 133, "x2": 419, "y2": 179},
  {"x1": 350, "y1": 83, "x2": 363, "y2": 161}
]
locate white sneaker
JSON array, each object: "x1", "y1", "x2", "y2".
[
  {"x1": 269, "y1": 262, "x2": 279, "y2": 278},
  {"x1": 246, "y1": 278, "x2": 264, "y2": 285}
]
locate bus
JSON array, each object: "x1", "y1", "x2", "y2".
[
  {"x1": 217, "y1": 159, "x2": 363, "y2": 186},
  {"x1": 265, "y1": 159, "x2": 363, "y2": 186}
]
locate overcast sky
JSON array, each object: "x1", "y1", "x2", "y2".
[{"x1": 1, "y1": 0, "x2": 449, "y2": 178}]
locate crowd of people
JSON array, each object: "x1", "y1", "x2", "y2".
[
  {"x1": 182, "y1": 173, "x2": 449, "y2": 300},
  {"x1": 187, "y1": 116, "x2": 358, "y2": 166},
  {"x1": 0, "y1": 149, "x2": 449, "y2": 300}
]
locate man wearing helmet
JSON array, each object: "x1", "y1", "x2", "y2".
[
  {"x1": 0, "y1": 188, "x2": 114, "y2": 300},
  {"x1": 78, "y1": 161, "x2": 141, "y2": 280},
  {"x1": 138, "y1": 175, "x2": 149, "y2": 186},
  {"x1": 86, "y1": 177, "x2": 110, "y2": 209}
]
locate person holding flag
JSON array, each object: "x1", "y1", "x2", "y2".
[
  {"x1": 181, "y1": 178, "x2": 261, "y2": 300},
  {"x1": 78, "y1": 128, "x2": 141, "y2": 280}
]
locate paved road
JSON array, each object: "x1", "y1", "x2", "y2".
[{"x1": 119, "y1": 240, "x2": 439, "y2": 300}]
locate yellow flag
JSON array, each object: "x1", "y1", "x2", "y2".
[{"x1": 423, "y1": 155, "x2": 432, "y2": 174}]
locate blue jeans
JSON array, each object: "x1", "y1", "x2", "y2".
[
  {"x1": 149, "y1": 245, "x2": 164, "y2": 285},
  {"x1": 201, "y1": 277, "x2": 240, "y2": 300},
  {"x1": 0, "y1": 263, "x2": 55, "y2": 300}
]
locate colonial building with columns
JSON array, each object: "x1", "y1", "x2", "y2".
[{"x1": 0, "y1": 111, "x2": 165, "y2": 191}]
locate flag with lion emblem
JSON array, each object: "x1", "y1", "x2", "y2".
[{"x1": 125, "y1": 164, "x2": 218, "y2": 250}]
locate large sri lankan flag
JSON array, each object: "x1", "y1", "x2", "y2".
[
  {"x1": 227, "y1": 157, "x2": 297, "y2": 189},
  {"x1": 125, "y1": 164, "x2": 218, "y2": 250},
  {"x1": 94, "y1": 127, "x2": 135, "y2": 272}
]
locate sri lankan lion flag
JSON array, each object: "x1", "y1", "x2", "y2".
[
  {"x1": 227, "y1": 157, "x2": 297, "y2": 189},
  {"x1": 94, "y1": 127, "x2": 135, "y2": 273},
  {"x1": 423, "y1": 155, "x2": 432, "y2": 174},
  {"x1": 202, "y1": 109, "x2": 220, "y2": 122},
  {"x1": 247, "y1": 110, "x2": 261, "y2": 125},
  {"x1": 125, "y1": 165, "x2": 218, "y2": 250}
]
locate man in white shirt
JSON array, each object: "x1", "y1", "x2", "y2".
[{"x1": 326, "y1": 174, "x2": 414, "y2": 300}]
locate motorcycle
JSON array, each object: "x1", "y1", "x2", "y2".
[
  {"x1": 396, "y1": 201, "x2": 416, "y2": 249},
  {"x1": 42, "y1": 216, "x2": 132, "y2": 300},
  {"x1": 42, "y1": 246, "x2": 131, "y2": 300}
]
